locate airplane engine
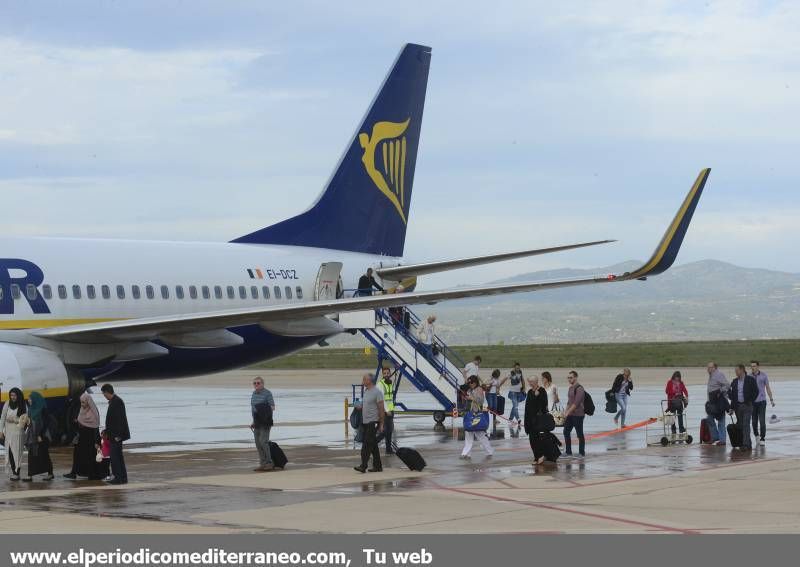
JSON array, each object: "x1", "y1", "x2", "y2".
[{"x1": 0, "y1": 343, "x2": 83, "y2": 408}]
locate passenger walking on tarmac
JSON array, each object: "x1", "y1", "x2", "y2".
[
  {"x1": 523, "y1": 376, "x2": 550, "y2": 465},
  {"x1": 729, "y1": 364, "x2": 758, "y2": 451},
  {"x1": 357, "y1": 268, "x2": 384, "y2": 297},
  {"x1": 665, "y1": 371, "x2": 689, "y2": 434},
  {"x1": 562, "y1": 371, "x2": 586, "y2": 458},
  {"x1": 611, "y1": 368, "x2": 634, "y2": 428},
  {"x1": 486, "y1": 369, "x2": 502, "y2": 413},
  {"x1": 101, "y1": 384, "x2": 130, "y2": 484},
  {"x1": 64, "y1": 392, "x2": 103, "y2": 480},
  {"x1": 21, "y1": 392, "x2": 54, "y2": 482},
  {"x1": 250, "y1": 376, "x2": 276, "y2": 472},
  {"x1": 462, "y1": 355, "x2": 481, "y2": 384},
  {"x1": 0, "y1": 387, "x2": 27, "y2": 481},
  {"x1": 750, "y1": 360, "x2": 775, "y2": 446},
  {"x1": 706, "y1": 362, "x2": 730, "y2": 446},
  {"x1": 354, "y1": 373, "x2": 385, "y2": 473},
  {"x1": 542, "y1": 371, "x2": 559, "y2": 410},
  {"x1": 503, "y1": 362, "x2": 526, "y2": 425},
  {"x1": 460, "y1": 376, "x2": 494, "y2": 460},
  {"x1": 375, "y1": 366, "x2": 396, "y2": 455}
]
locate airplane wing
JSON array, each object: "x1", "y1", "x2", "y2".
[
  {"x1": 375, "y1": 240, "x2": 616, "y2": 280},
  {"x1": 31, "y1": 168, "x2": 710, "y2": 344}
]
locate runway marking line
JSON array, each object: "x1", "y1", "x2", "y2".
[{"x1": 428, "y1": 481, "x2": 698, "y2": 534}]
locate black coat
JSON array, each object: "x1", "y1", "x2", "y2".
[
  {"x1": 105, "y1": 396, "x2": 131, "y2": 442},
  {"x1": 357, "y1": 275, "x2": 383, "y2": 293},
  {"x1": 611, "y1": 374, "x2": 633, "y2": 395},
  {"x1": 729, "y1": 375, "x2": 758, "y2": 411},
  {"x1": 524, "y1": 387, "x2": 549, "y2": 434}
]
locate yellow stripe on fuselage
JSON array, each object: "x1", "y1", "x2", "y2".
[
  {"x1": 629, "y1": 168, "x2": 709, "y2": 279},
  {"x1": 0, "y1": 387, "x2": 69, "y2": 402},
  {"x1": 0, "y1": 318, "x2": 124, "y2": 330}
]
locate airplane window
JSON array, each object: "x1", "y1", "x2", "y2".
[
  {"x1": 274, "y1": 286, "x2": 281, "y2": 299},
  {"x1": 72, "y1": 285, "x2": 82, "y2": 299},
  {"x1": 116, "y1": 285, "x2": 126, "y2": 299},
  {"x1": 189, "y1": 286, "x2": 198, "y2": 299},
  {"x1": 132, "y1": 285, "x2": 141, "y2": 300},
  {"x1": 262, "y1": 286, "x2": 270, "y2": 299},
  {"x1": 87, "y1": 285, "x2": 96, "y2": 300},
  {"x1": 42, "y1": 284, "x2": 52, "y2": 300},
  {"x1": 296, "y1": 286, "x2": 303, "y2": 299},
  {"x1": 161, "y1": 285, "x2": 169, "y2": 299},
  {"x1": 238, "y1": 285, "x2": 247, "y2": 299},
  {"x1": 176, "y1": 285, "x2": 185, "y2": 300},
  {"x1": 202, "y1": 286, "x2": 210, "y2": 299},
  {"x1": 226, "y1": 286, "x2": 235, "y2": 299},
  {"x1": 214, "y1": 286, "x2": 222, "y2": 299},
  {"x1": 101, "y1": 285, "x2": 111, "y2": 299},
  {"x1": 26, "y1": 284, "x2": 37, "y2": 301},
  {"x1": 58, "y1": 285, "x2": 67, "y2": 299},
  {"x1": 146, "y1": 285, "x2": 155, "y2": 299},
  {"x1": 250, "y1": 285, "x2": 258, "y2": 299},
  {"x1": 285, "y1": 286, "x2": 292, "y2": 299},
  {"x1": 11, "y1": 284, "x2": 20, "y2": 299}
]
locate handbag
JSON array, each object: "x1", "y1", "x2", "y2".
[
  {"x1": 463, "y1": 411, "x2": 489, "y2": 432},
  {"x1": 535, "y1": 412, "x2": 556, "y2": 432},
  {"x1": 95, "y1": 449, "x2": 104, "y2": 463},
  {"x1": 551, "y1": 403, "x2": 565, "y2": 427}
]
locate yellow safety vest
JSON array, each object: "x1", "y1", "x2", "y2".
[{"x1": 379, "y1": 379, "x2": 395, "y2": 413}]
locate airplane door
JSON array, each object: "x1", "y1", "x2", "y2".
[{"x1": 314, "y1": 262, "x2": 343, "y2": 301}]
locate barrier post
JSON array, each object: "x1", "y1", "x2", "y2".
[{"x1": 344, "y1": 397, "x2": 349, "y2": 439}]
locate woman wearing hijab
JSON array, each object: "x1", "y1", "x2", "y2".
[
  {"x1": 22, "y1": 391, "x2": 54, "y2": 481},
  {"x1": 64, "y1": 392, "x2": 102, "y2": 480},
  {"x1": 524, "y1": 376, "x2": 551, "y2": 464},
  {"x1": 0, "y1": 387, "x2": 27, "y2": 480}
]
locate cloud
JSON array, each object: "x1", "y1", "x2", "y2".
[{"x1": 0, "y1": 2, "x2": 799, "y2": 282}]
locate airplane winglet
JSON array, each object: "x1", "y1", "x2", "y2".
[{"x1": 623, "y1": 168, "x2": 710, "y2": 280}]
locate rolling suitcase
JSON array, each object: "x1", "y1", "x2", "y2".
[
  {"x1": 726, "y1": 414, "x2": 743, "y2": 448},
  {"x1": 395, "y1": 447, "x2": 426, "y2": 471},
  {"x1": 494, "y1": 395, "x2": 505, "y2": 415},
  {"x1": 269, "y1": 441, "x2": 288, "y2": 469}
]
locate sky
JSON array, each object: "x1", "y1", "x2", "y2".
[{"x1": 1, "y1": 0, "x2": 799, "y2": 288}]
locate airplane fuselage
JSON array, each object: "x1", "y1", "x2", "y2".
[{"x1": 0, "y1": 236, "x2": 395, "y2": 381}]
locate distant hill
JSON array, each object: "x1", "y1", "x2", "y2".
[{"x1": 330, "y1": 260, "x2": 800, "y2": 346}]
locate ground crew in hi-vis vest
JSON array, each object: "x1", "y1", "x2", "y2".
[{"x1": 376, "y1": 366, "x2": 396, "y2": 455}]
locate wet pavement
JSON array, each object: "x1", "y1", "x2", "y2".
[{"x1": 1, "y1": 381, "x2": 799, "y2": 533}]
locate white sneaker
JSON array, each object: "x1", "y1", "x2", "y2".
[{"x1": 759, "y1": 439, "x2": 765, "y2": 446}]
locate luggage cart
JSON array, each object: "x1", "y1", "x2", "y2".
[{"x1": 646, "y1": 399, "x2": 693, "y2": 446}]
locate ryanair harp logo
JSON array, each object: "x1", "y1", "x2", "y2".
[{"x1": 359, "y1": 118, "x2": 411, "y2": 224}]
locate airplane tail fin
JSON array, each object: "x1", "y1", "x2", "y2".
[
  {"x1": 625, "y1": 168, "x2": 710, "y2": 279},
  {"x1": 232, "y1": 43, "x2": 432, "y2": 257}
]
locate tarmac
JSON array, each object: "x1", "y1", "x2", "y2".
[{"x1": 2, "y1": 404, "x2": 799, "y2": 533}]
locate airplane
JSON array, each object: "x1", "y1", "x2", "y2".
[{"x1": 0, "y1": 43, "x2": 710, "y2": 433}]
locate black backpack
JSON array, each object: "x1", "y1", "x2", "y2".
[{"x1": 581, "y1": 387, "x2": 595, "y2": 416}]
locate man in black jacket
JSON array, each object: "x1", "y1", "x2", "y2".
[
  {"x1": 729, "y1": 364, "x2": 758, "y2": 450},
  {"x1": 101, "y1": 384, "x2": 131, "y2": 484},
  {"x1": 356, "y1": 268, "x2": 384, "y2": 297}
]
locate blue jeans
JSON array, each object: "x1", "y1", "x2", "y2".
[
  {"x1": 563, "y1": 415, "x2": 585, "y2": 456},
  {"x1": 707, "y1": 414, "x2": 727, "y2": 443},
  {"x1": 614, "y1": 393, "x2": 628, "y2": 426},
  {"x1": 509, "y1": 392, "x2": 521, "y2": 421},
  {"x1": 486, "y1": 393, "x2": 498, "y2": 413}
]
